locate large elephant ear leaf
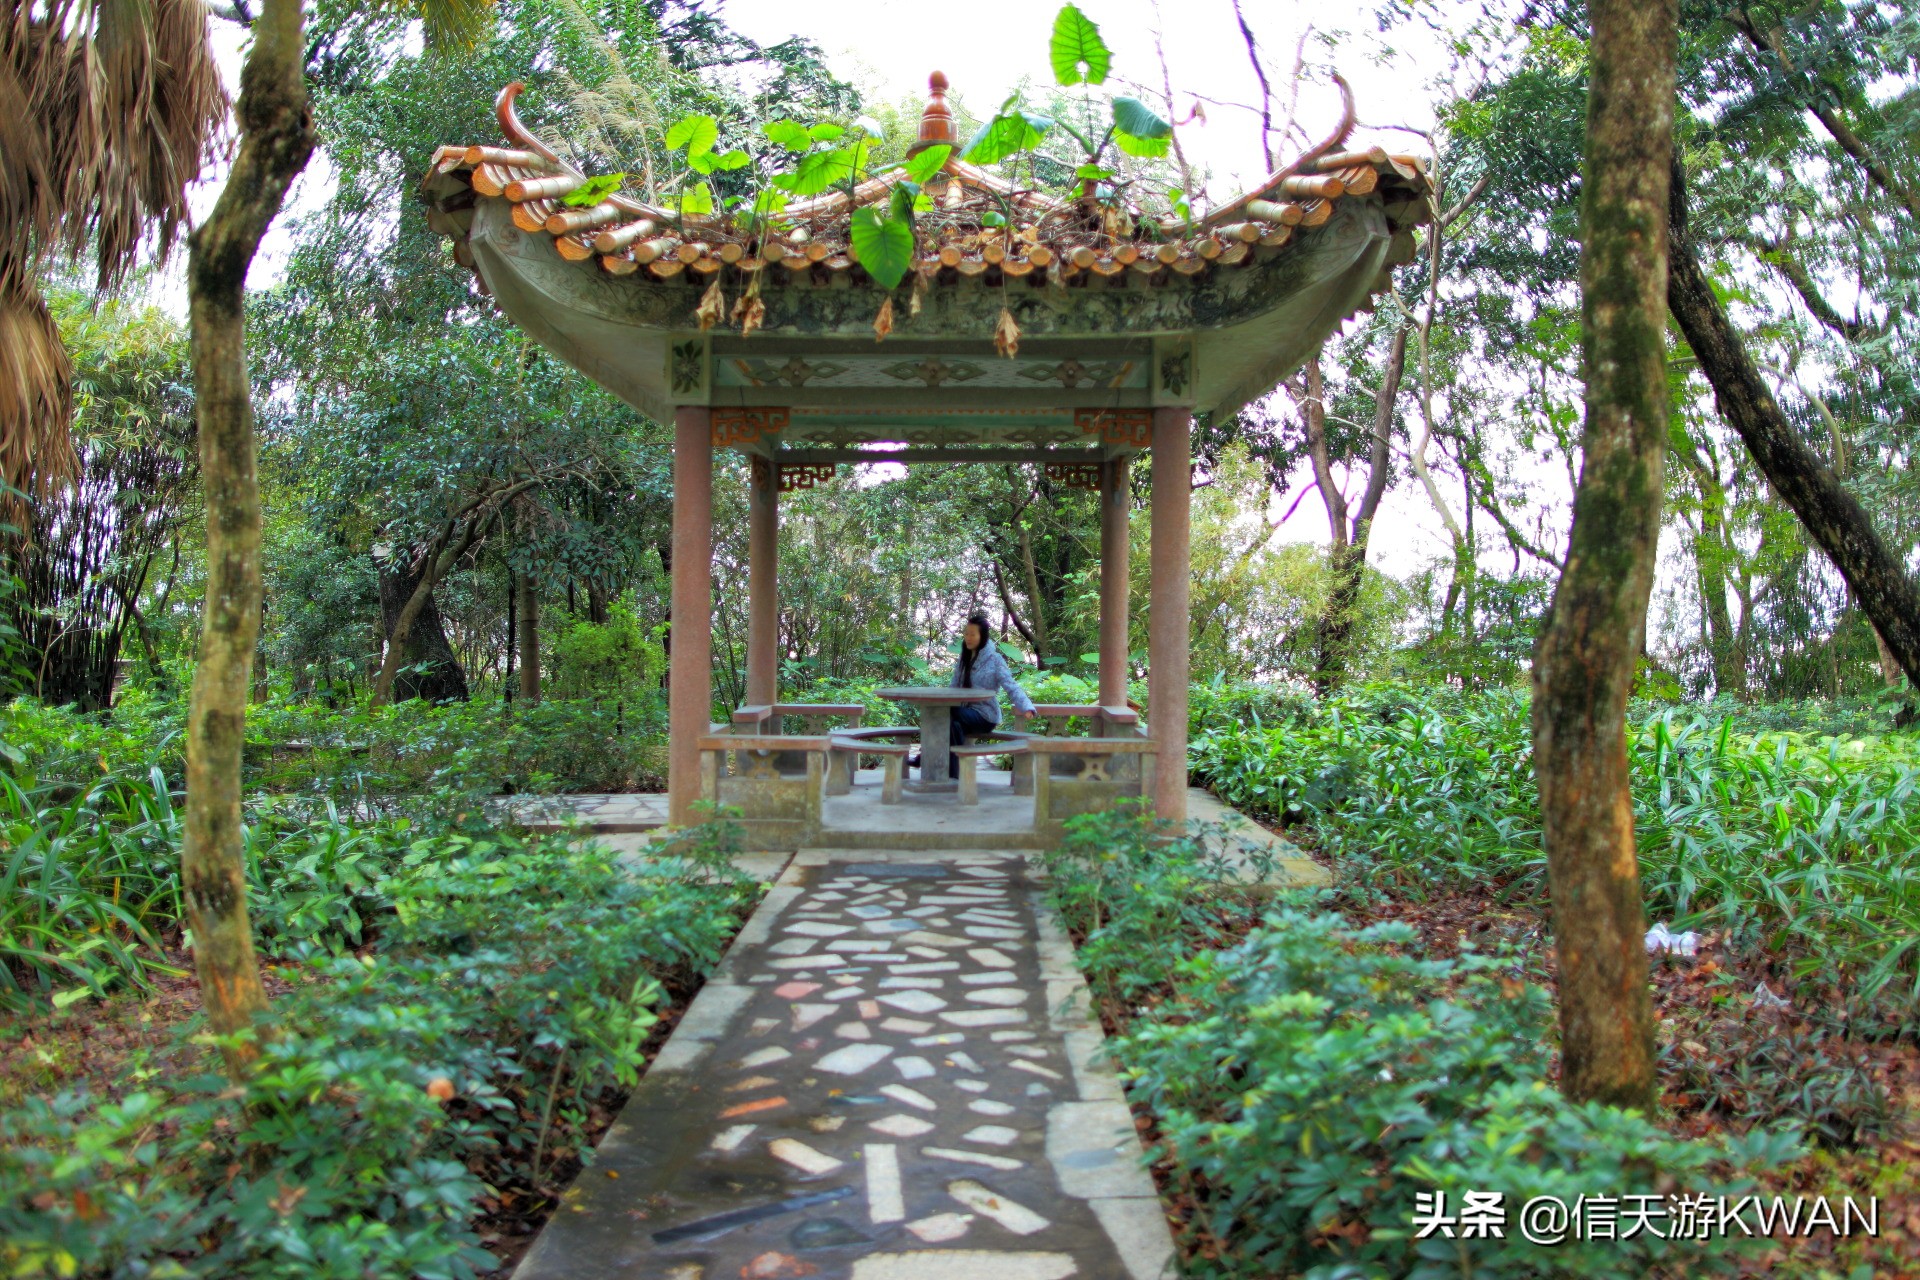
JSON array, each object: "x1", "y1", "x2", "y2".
[
  {"x1": 1049, "y1": 5, "x2": 1110, "y2": 86},
  {"x1": 850, "y1": 207, "x2": 914, "y2": 290},
  {"x1": 1112, "y1": 97, "x2": 1172, "y2": 157}
]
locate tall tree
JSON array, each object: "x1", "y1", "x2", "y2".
[
  {"x1": 1667, "y1": 159, "x2": 1920, "y2": 692},
  {"x1": 181, "y1": 0, "x2": 317, "y2": 1077},
  {"x1": 1529, "y1": 0, "x2": 1676, "y2": 1108}
]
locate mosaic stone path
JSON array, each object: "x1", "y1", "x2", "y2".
[{"x1": 514, "y1": 848, "x2": 1174, "y2": 1280}]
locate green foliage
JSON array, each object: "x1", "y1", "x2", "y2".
[
  {"x1": 962, "y1": 107, "x2": 1054, "y2": 166},
  {"x1": 546, "y1": 600, "x2": 665, "y2": 702},
  {"x1": 1045, "y1": 808, "x2": 1793, "y2": 1279},
  {"x1": 1189, "y1": 683, "x2": 1920, "y2": 1026},
  {"x1": 0, "y1": 823, "x2": 754, "y2": 1278},
  {"x1": 849, "y1": 205, "x2": 914, "y2": 289},
  {"x1": 562, "y1": 172, "x2": 625, "y2": 205},
  {"x1": 1048, "y1": 4, "x2": 1111, "y2": 86}
]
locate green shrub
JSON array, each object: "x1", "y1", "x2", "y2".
[
  {"x1": 0, "y1": 824, "x2": 754, "y2": 1278},
  {"x1": 1045, "y1": 810, "x2": 1797, "y2": 1279},
  {"x1": 1188, "y1": 683, "x2": 1920, "y2": 1026}
]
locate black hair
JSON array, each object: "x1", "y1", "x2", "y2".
[{"x1": 960, "y1": 613, "x2": 993, "y2": 682}]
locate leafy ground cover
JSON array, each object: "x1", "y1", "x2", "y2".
[
  {"x1": 0, "y1": 801, "x2": 759, "y2": 1279},
  {"x1": 1189, "y1": 682, "x2": 1920, "y2": 1030},
  {"x1": 2, "y1": 688, "x2": 670, "y2": 799}
]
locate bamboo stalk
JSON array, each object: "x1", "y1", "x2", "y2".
[
  {"x1": 556, "y1": 232, "x2": 597, "y2": 261},
  {"x1": 1218, "y1": 241, "x2": 1251, "y2": 265},
  {"x1": 1335, "y1": 164, "x2": 1378, "y2": 195},
  {"x1": 1113, "y1": 243, "x2": 1140, "y2": 264},
  {"x1": 938, "y1": 245, "x2": 963, "y2": 267},
  {"x1": 1195, "y1": 237, "x2": 1223, "y2": 260},
  {"x1": 601, "y1": 252, "x2": 638, "y2": 275},
  {"x1": 634, "y1": 237, "x2": 676, "y2": 264},
  {"x1": 1244, "y1": 198, "x2": 1305, "y2": 225},
  {"x1": 1155, "y1": 242, "x2": 1181, "y2": 264},
  {"x1": 676, "y1": 242, "x2": 709, "y2": 264},
  {"x1": 1027, "y1": 245, "x2": 1055, "y2": 267},
  {"x1": 804, "y1": 242, "x2": 831, "y2": 263},
  {"x1": 594, "y1": 219, "x2": 658, "y2": 255},
  {"x1": 1259, "y1": 225, "x2": 1294, "y2": 248},
  {"x1": 1069, "y1": 245, "x2": 1097, "y2": 267},
  {"x1": 1218, "y1": 222, "x2": 1262, "y2": 243},
  {"x1": 1276, "y1": 174, "x2": 1345, "y2": 200},
  {"x1": 464, "y1": 145, "x2": 553, "y2": 170},
  {"x1": 1297, "y1": 199, "x2": 1332, "y2": 227},
  {"x1": 471, "y1": 164, "x2": 511, "y2": 198},
  {"x1": 717, "y1": 242, "x2": 745, "y2": 263},
  {"x1": 545, "y1": 202, "x2": 621, "y2": 236},
  {"x1": 511, "y1": 201, "x2": 550, "y2": 233},
  {"x1": 504, "y1": 173, "x2": 584, "y2": 202},
  {"x1": 1311, "y1": 146, "x2": 1388, "y2": 172}
]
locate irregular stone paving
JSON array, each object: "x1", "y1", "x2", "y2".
[
  {"x1": 514, "y1": 848, "x2": 1174, "y2": 1280},
  {"x1": 492, "y1": 792, "x2": 668, "y2": 832}
]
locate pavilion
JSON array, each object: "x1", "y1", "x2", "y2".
[{"x1": 418, "y1": 74, "x2": 1430, "y2": 840}]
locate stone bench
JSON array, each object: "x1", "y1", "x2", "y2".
[
  {"x1": 696, "y1": 731, "x2": 832, "y2": 846},
  {"x1": 1015, "y1": 733, "x2": 1157, "y2": 832},
  {"x1": 951, "y1": 734, "x2": 1030, "y2": 806},
  {"x1": 733, "y1": 702, "x2": 868, "y2": 734},
  {"x1": 827, "y1": 728, "x2": 916, "y2": 804},
  {"x1": 1012, "y1": 703, "x2": 1144, "y2": 794}
]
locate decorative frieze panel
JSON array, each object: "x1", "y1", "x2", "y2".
[
  {"x1": 779, "y1": 463, "x2": 836, "y2": 491},
  {"x1": 1043, "y1": 461, "x2": 1102, "y2": 490},
  {"x1": 711, "y1": 406, "x2": 790, "y2": 448},
  {"x1": 1074, "y1": 408, "x2": 1153, "y2": 449}
]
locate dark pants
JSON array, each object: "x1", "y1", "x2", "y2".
[{"x1": 946, "y1": 704, "x2": 996, "y2": 777}]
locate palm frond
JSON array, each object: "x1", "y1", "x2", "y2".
[
  {"x1": 0, "y1": 0, "x2": 225, "y2": 499},
  {"x1": 0, "y1": 282, "x2": 78, "y2": 514}
]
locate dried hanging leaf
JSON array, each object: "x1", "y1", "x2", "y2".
[
  {"x1": 994, "y1": 306, "x2": 1020, "y2": 358},
  {"x1": 733, "y1": 272, "x2": 765, "y2": 336},
  {"x1": 909, "y1": 271, "x2": 927, "y2": 318},
  {"x1": 695, "y1": 278, "x2": 725, "y2": 331},
  {"x1": 1101, "y1": 205, "x2": 1134, "y2": 240},
  {"x1": 873, "y1": 296, "x2": 895, "y2": 343}
]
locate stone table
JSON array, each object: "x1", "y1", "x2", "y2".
[{"x1": 876, "y1": 687, "x2": 998, "y2": 794}]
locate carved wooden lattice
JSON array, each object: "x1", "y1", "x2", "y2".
[
  {"x1": 779, "y1": 463, "x2": 836, "y2": 491},
  {"x1": 1073, "y1": 407, "x2": 1152, "y2": 449},
  {"x1": 711, "y1": 406, "x2": 790, "y2": 448},
  {"x1": 1044, "y1": 461, "x2": 1102, "y2": 490}
]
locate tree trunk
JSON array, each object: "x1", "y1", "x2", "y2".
[
  {"x1": 1668, "y1": 162, "x2": 1920, "y2": 691},
  {"x1": 375, "y1": 556, "x2": 470, "y2": 704},
  {"x1": 1530, "y1": 0, "x2": 1673, "y2": 1111},
  {"x1": 516, "y1": 570, "x2": 540, "y2": 703},
  {"x1": 180, "y1": 0, "x2": 315, "y2": 1082}
]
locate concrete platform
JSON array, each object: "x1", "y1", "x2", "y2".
[{"x1": 518, "y1": 777, "x2": 1327, "y2": 886}]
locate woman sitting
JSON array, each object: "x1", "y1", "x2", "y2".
[{"x1": 916, "y1": 612, "x2": 1034, "y2": 779}]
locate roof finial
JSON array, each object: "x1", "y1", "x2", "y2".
[{"x1": 916, "y1": 71, "x2": 956, "y2": 151}]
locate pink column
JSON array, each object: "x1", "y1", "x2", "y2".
[
  {"x1": 747, "y1": 458, "x2": 779, "y2": 708},
  {"x1": 1148, "y1": 409, "x2": 1191, "y2": 822},
  {"x1": 1099, "y1": 456, "x2": 1130, "y2": 709},
  {"x1": 668, "y1": 407, "x2": 713, "y2": 826}
]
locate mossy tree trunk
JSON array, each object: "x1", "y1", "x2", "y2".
[
  {"x1": 181, "y1": 0, "x2": 315, "y2": 1081},
  {"x1": 1530, "y1": 0, "x2": 1676, "y2": 1110}
]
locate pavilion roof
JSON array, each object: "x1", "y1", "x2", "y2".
[{"x1": 419, "y1": 74, "x2": 1431, "y2": 305}]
